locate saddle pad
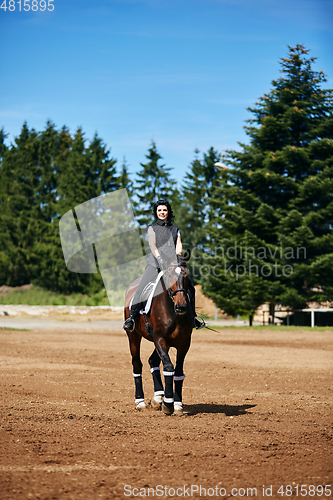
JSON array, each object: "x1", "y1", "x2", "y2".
[{"x1": 129, "y1": 270, "x2": 165, "y2": 315}]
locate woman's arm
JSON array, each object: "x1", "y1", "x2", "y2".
[
  {"x1": 176, "y1": 234, "x2": 182, "y2": 255},
  {"x1": 148, "y1": 231, "x2": 166, "y2": 270},
  {"x1": 148, "y1": 233, "x2": 160, "y2": 258}
]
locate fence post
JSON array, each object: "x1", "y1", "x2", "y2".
[{"x1": 311, "y1": 310, "x2": 315, "y2": 328}]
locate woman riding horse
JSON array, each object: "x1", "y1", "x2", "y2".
[
  {"x1": 124, "y1": 200, "x2": 205, "y2": 414},
  {"x1": 123, "y1": 199, "x2": 205, "y2": 332}
]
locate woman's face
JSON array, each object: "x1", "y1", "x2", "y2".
[{"x1": 156, "y1": 205, "x2": 168, "y2": 221}]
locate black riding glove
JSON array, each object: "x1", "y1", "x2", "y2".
[{"x1": 157, "y1": 256, "x2": 166, "y2": 271}]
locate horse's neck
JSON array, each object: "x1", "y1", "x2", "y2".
[{"x1": 154, "y1": 285, "x2": 174, "y2": 314}]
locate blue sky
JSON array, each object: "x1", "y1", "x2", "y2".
[{"x1": 1, "y1": 0, "x2": 332, "y2": 185}]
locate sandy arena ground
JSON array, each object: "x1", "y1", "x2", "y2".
[{"x1": 0, "y1": 317, "x2": 332, "y2": 500}]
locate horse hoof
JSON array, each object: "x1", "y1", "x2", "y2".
[
  {"x1": 174, "y1": 403, "x2": 183, "y2": 415},
  {"x1": 162, "y1": 401, "x2": 174, "y2": 415},
  {"x1": 151, "y1": 396, "x2": 162, "y2": 410},
  {"x1": 136, "y1": 401, "x2": 147, "y2": 410}
]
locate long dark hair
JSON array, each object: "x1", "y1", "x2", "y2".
[{"x1": 153, "y1": 199, "x2": 174, "y2": 223}]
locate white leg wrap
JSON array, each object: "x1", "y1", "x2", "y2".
[
  {"x1": 153, "y1": 394, "x2": 163, "y2": 404},
  {"x1": 154, "y1": 390, "x2": 164, "y2": 396},
  {"x1": 174, "y1": 401, "x2": 183, "y2": 414},
  {"x1": 163, "y1": 371, "x2": 175, "y2": 376},
  {"x1": 150, "y1": 367, "x2": 160, "y2": 373},
  {"x1": 163, "y1": 397, "x2": 174, "y2": 404},
  {"x1": 135, "y1": 398, "x2": 146, "y2": 409},
  {"x1": 133, "y1": 373, "x2": 142, "y2": 377}
]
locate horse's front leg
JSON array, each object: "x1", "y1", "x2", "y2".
[
  {"x1": 127, "y1": 331, "x2": 146, "y2": 409},
  {"x1": 149, "y1": 348, "x2": 164, "y2": 410},
  {"x1": 174, "y1": 337, "x2": 191, "y2": 415},
  {"x1": 154, "y1": 336, "x2": 174, "y2": 415}
]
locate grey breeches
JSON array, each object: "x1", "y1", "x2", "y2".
[{"x1": 131, "y1": 265, "x2": 159, "y2": 307}]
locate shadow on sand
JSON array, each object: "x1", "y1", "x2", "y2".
[{"x1": 184, "y1": 403, "x2": 256, "y2": 417}]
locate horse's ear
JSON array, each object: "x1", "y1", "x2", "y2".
[{"x1": 182, "y1": 248, "x2": 191, "y2": 262}]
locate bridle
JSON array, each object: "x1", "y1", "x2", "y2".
[{"x1": 164, "y1": 263, "x2": 188, "y2": 305}]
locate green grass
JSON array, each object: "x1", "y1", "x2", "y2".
[
  {"x1": 203, "y1": 324, "x2": 333, "y2": 332},
  {"x1": 0, "y1": 327, "x2": 30, "y2": 331},
  {"x1": 0, "y1": 286, "x2": 123, "y2": 307},
  {"x1": 201, "y1": 314, "x2": 249, "y2": 321}
]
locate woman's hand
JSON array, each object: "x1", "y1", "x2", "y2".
[{"x1": 157, "y1": 256, "x2": 167, "y2": 271}]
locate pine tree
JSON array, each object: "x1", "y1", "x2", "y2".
[
  {"x1": 117, "y1": 157, "x2": 133, "y2": 198},
  {"x1": 177, "y1": 147, "x2": 220, "y2": 282},
  {"x1": 35, "y1": 121, "x2": 60, "y2": 220},
  {"x1": 202, "y1": 45, "x2": 333, "y2": 323},
  {"x1": 87, "y1": 133, "x2": 118, "y2": 196},
  {"x1": 32, "y1": 125, "x2": 80, "y2": 293},
  {"x1": 0, "y1": 123, "x2": 121, "y2": 294},
  {"x1": 39, "y1": 128, "x2": 119, "y2": 293},
  {"x1": 0, "y1": 123, "x2": 41, "y2": 286},
  {"x1": 0, "y1": 128, "x2": 10, "y2": 285},
  {"x1": 0, "y1": 128, "x2": 7, "y2": 162},
  {"x1": 134, "y1": 141, "x2": 177, "y2": 226}
]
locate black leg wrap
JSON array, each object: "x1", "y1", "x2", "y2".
[
  {"x1": 163, "y1": 371, "x2": 174, "y2": 402},
  {"x1": 174, "y1": 375, "x2": 185, "y2": 403},
  {"x1": 151, "y1": 368, "x2": 164, "y2": 394},
  {"x1": 149, "y1": 350, "x2": 161, "y2": 367},
  {"x1": 133, "y1": 374, "x2": 144, "y2": 400}
]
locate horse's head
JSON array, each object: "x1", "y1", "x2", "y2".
[{"x1": 164, "y1": 250, "x2": 191, "y2": 315}]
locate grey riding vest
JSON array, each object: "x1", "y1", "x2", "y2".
[{"x1": 147, "y1": 219, "x2": 179, "y2": 268}]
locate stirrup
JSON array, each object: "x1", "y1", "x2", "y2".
[
  {"x1": 194, "y1": 315, "x2": 206, "y2": 330},
  {"x1": 123, "y1": 317, "x2": 135, "y2": 332}
]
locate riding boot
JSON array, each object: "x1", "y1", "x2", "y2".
[
  {"x1": 123, "y1": 301, "x2": 142, "y2": 331},
  {"x1": 187, "y1": 280, "x2": 206, "y2": 329}
]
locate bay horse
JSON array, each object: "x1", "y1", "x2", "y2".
[{"x1": 124, "y1": 253, "x2": 194, "y2": 415}]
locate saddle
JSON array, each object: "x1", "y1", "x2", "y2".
[{"x1": 129, "y1": 271, "x2": 165, "y2": 316}]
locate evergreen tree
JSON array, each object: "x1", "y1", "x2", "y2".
[
  {"x1": 87, "y1": 133, "x2": 118, "y2": 196},
  {"x1": 134, "y1": 141, "x2": 177, "y2": 226},
  {"x1": 32, "y1": 125, "x2": 79, "y2": 293},
  {"x1": 39, "y1": 128, "x2": 118, "y2": 293},
  {"x1": 0, "y1": 123, "x2": 120, "y2": 294},
  {"x1": 177, "y1": 147, "x2": 220, "y2": 283},
  {"x1": 0, "y1": 123, "x2": 40, "y2": 286},
  {"x1": 0, "y1": 128, "x2": 8, "y2": 163},
  {"x1": 35, "y1": 121, "x2": 60, "y2": 220},
  {"x1": 202, "y1": 45, "x2": 333, "y2": 323},
  {"x1": 117, "y1": 157, "x2": 133, "y2": 198}
]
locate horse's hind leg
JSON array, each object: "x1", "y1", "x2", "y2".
[
  {"x1": 149, "y1": 349, "x2": 164, "y2": 410},
  {"x1": 127, "y1": 331, "x2": 146, "y2": 409},
  {"x1": 174, "y1": 339, "x2": 191, "y2": 415}
]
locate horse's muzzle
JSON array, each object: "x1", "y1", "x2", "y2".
[{"x1": 174, "y1": 304, "x2": 187, "y2": 315}]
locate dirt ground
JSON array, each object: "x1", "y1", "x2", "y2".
[{"x1": 0, "y1": 319, "x2": 332, "y2": 500}]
